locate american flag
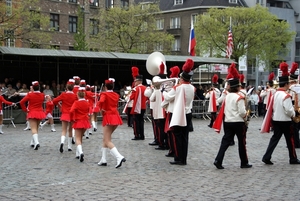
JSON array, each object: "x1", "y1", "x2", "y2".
[{"x1": 226, "y1": 26, "x2": 233, "y2": 58}]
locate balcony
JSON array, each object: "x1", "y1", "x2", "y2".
[{"x1": 166, "y1": 25, "x2": 181, "y2": 35}]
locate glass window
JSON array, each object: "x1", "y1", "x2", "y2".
[
  {"x1": 50, "y1": 14, "x2": 59, "y2": 31},
  {"x1": 170, "y1": 17, "x2": 180, "y2": 29},
  {"x1": 174, "y1": 0, "x2": 183, "y2": 5},
  {"x1": 156, "y1": 19, "x2": 164, "y2": 30},
  {"x1": 6, "y1": 0, "x2": 12, "y2": 16},
  {"x1": 90, "y1": 19, "x2": 99, "y2": 35},
  {"x1": 30, "y1": 11, "x2": 40, "y2": 29},
  {"x1": 69, "y1": 0, "x2": 77, "y2": 3},
  {"x1": 121, "y1": 0, "x2": 129, "y2": 8},
  {"x1": 90, "y1": 0, "x2": 99, "y2": 7},
  {"x1": 4, "y1": 30, "x2": 15, "y2": 47},
  {"x1": 154, "y1": 42, "x2": 163, "y2": 51},
  {"x1": 191, "y1": 14, "x2": 198, "y2": 26},
  {"x1": 106, "y1": 0, "x2": 114, "y2": 9},
  {"x1": 172, "y1": 37, "x2": 180, "y2": 51},
  {"x1": 229, "y1": 0, "x2": 237, "y2": 3},
  {"x1": 69, "y1": 16, "x2": 77, "y2": 33}
]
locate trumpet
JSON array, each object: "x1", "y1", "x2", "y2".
[{"x1": 152, "y1": 76, "x2": 178, "y2": 91}]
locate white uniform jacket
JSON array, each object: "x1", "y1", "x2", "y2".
[
  {"x1": 224, "y1": 93, "x2": 247, "y2": 123},
  {"x1": 272, "y1": 89, "x2": 295, "y2": 121}
]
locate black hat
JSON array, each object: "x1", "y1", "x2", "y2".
[
  {"x1": 181, "y1": 59, "x2": 194, "y2": 81},
  {"x1": 227, "y1": 63, "x2": 241, "y2": 88},
  {"x1": 278, "y1": 62, "x2": 289, "y2": 84},
  {"x1": 135, "y1": 75, "x2": 143, "y2": 81}
]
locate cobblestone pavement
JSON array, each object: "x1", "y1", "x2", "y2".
[{"x1": 0, "y1": 117, "x2": 299, "y2": 201}]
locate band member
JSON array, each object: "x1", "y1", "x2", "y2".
[
  {"x1": 289, "y1": 62, "x2": 300, "y2": 148},
  {"x1": 130, "y1": 67, "x2": 147, "y2": 140},
  {"x1": 260, "y1": 72, "x2": 276, "y2": 117},
  {"x1": 70, "y1": 87, "x2": 91, "y2": 162},
  {"x1": 20, "y1": 81, "x2": 46, "y2": 150},
  {"x1": 206, "y1": 74, "x2": 221, "y2": 128},
  {"x1": 83, "y1": 84, "x2": 93, "y2": 139},
  {"x1": 73, "y1": 76, "x2": 80, "y2": 94},
  {"x1": 0, "y1": 95, "x2": 15, "y2": 134},
  {"x1": 97, "y1": 78, "x2": 125, "y2": 168},
  {"x1": 166, "y1": 59, "x2": 195, "y2": 165},
  {"x1": 213, "y1": 65, "x2": 252, "y2": 169},
  {"x1": 162, "y1": 66, "x2": 180, "y2": 157},
  {"x1": 40, "y1": 95, "x2": 56, "y2": 132},
  {"x1": 53, "y1": 79, "x2": 77, "y2": 153},
  {"x1": 90, "y1": 85, "x2": 100, "y2": 132},
  {"x1": 261, "y1": 62, "x2": 300, "y2": 165}
]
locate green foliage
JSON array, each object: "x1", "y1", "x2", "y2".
[
  {"x1": 195, "y1": 5, "x2": 295, "y2": 67},
  {"x1": 0, "y1": 0, "x2": 50, "y2": 48},
  {"x1": 90, "y1": 3, "x2": 174, "y2": 54},
  {"x1": 74, "y1": 6, "x2": 88, "y2": 51}
]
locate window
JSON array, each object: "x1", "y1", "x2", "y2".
[
  {"x1": 106, "y1": 0, "x2": 114, "y2": 9},
  {"x1": 4, "y1": 30, "x2": 15, "y2": 47},
  {"x1": 51, "y1": 45, "x2": 60, "y2": 50},
  {"x1": 90, "y1": 19, "x2": 99, "y2": 35},
  {"x1": 121, "y1": 0, "x2": 129, "y2": 8},
  {"x1": 6, "y1": 0, "x2": 12, "y2": 16},
  {"x1": 141, "y1": 3, "x2": 150, "y2": 10},
  {"x1": 30, "y1": 11, "x2": 41, "y2": 29},
  {"x1": 69, "y1": 0, "x2": 77, "y2": 3},
  {"x1": 154, "y1": 42, "x2": 163, "y2": 51},
  {"x1": 141, "y1": 22, "x2": 147, "y2": 32},
  {"x1": 170, "y1": 17, "x2": 180, "y2": 29},
  {"x1": 191, "y1": 14, "x2": 198, "y2": 26},
  {"x1": 50, "y1": 14, "x2": 59, "y2": 31},
  {"x1": 69, "y1": 46, "x2": 75, "y2": 51},
  {"x1": 137, "y1": 42, "x2": 147, "y2": 53},
  {"x1": 172, "y1": 37, "x2": 180, "y2": 51},
  {"x1": 174, "y1": 0, "x2": 183, "y2": 5},
  {"x1": 229, "y1": 0, "x2": 237, "y2": 3},
  {"x1": 90, "y1": 0, "x2": 99, "y2": 7},
  {"x1": 296, "y1": 42, "x2": 300, "y2": 57},
  {"x1": 69, "y1": 16, "x2": 77, "y2": 33},
  {"x1": 156, "y1": 19, "x2": 164, "y2": 30}
]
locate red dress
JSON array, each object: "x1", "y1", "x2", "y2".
[
  {"x1": 53, "y1": 91, "x2": 77, "y2": 122},
  {"x1": 45, "y1": 101, "x2": 54, "y2": 115},
  {"x1": 70, "y1": 99, "x2": 91, "y2": 129},
  {"x1": 98, "y1": 91, "x2": 123, "y2": 126},
  {"x1": 20, "y1": 91, "x2": 46, "y2": 120}
]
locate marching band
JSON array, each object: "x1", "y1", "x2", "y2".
[{"x1": 1, "y1": 53, "x2": 300, "y2": 169}]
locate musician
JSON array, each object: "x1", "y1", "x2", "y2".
[
  {"x1": 144, "y1": 83, "x2": 157, "y2": 145},
  {"x1": 20, "y1": 81, "x2": 46, "y2": 150},
  {"x1": 130, "y1": 69, "x2": 147, "y2": 140},
  {"x1": 167, "y1": 59, "x2": 195, "y2": 165},
  {"x1": 90, "y1": 85, "x2": 100, "y2": 132},
  {"x1": 288, "y1": 62, "x2": 300, "y2": 148},
  {"x1": 53, "y1": 79, "x2": 77, "y2": 153},
  {"x1": 70, "y1": 87, "x2": 91, "y2": 162},
  {"x1": 162, "y1": 66, "x2": 180, "y2": 157},
  {"x1": 0, "y1": 95, "x2": 15, "y2": 134},
  {"x1": 262, "y1": 62, "x2": 300, "y2": 165},
  {"x1": 97, "y1": 78, "x2": 125, "y2": 168},
  {"x1": 206, "y1": 74, "x2": 221, "y2": 128},
  {"x1": 84, "y1": 84, "x2": 94, "y2": 138},
  {"x1": 213, "y1": 66, "x2": 252, "y2": 169},
  {"x1": 260, "y1": 72, "x2": 276, "y2": 117}
]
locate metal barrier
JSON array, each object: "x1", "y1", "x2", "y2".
[
  {"x1": 2, "y1": 103, "x2": 16, "y2": 127},
  {"x1": 192, "y1": 100, "x2": 211, "y2": 120}
]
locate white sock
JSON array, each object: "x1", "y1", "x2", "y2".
[
  {"x1": 32, "y1": 134, "x2": 39, "y2": 145},
  {"x1": 77, "y1": 145, "x2": 83, "y2": 154},
  {"x1": 92, "y1": 121, "x2": 96, "y2": 129},
  {"x1": 68, "y1": 137, "x2": 72, "y2": 149},
  {"x1": 61, "y1": 136, "x2": 66, "y2": 144}
]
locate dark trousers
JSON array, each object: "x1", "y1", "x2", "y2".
[
  {"x1": 166, "y1": 113, "x2": 175, "y2": 155},
  {"x1": 215, "y1": 122, "x2": 249, "y2": 165},
  {"x1": 172, "y1": 113, "x2": 192, "y2": 164},
  {"x1": 150, "y1": 109, "x2": 158, "y2": 142},
  {"x1": 209, "y1": 112, "x2": 217, "y2": 127},
  {"x1": 126, "y1": 107, "x2": 133, "y2": 127},
  {"x1": 292, "y1": 121, "x2": 300, "y2": 148},
  {"x1": 263, "y1": 120, "x2": 298, "y2": 162},
  {"x1": 133, "y1": 109, "x2": 145, "y2": 139},
  {"x1": 154, "y1": 118, "x2": 167, "y2": 147}
]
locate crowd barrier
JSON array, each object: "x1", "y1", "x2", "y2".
[{"x1": 3, "y1": 99, "x2": 213, "y2": 125}]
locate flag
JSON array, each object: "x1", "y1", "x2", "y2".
[
  {"x1": 226, "y1": 26, "x2": 233, "y2": 58},
  {"x1": 188, "y1": 23, "x2": 196, "y2": 56}
]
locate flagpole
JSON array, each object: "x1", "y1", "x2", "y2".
[{"x1": 229, "y1": 17, "x2": 232, "y2": 60}]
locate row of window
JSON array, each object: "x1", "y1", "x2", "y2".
[
  {"x1": 174, "y1": 0, "x2": 237, "y2": 5},
  {"x1": 156, "y1": 14, "x2": 198, "y2": 30}
]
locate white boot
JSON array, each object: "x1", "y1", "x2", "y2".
[
  {"x1": 24, "y1": 121, "x2": 31, "y2": 131},
  {"x1": 40, "y1": 121, "x2": 47, "y2": 130},
  {"x1": 30, "y1": 138, "x2": 34, "y2": 148},
  {"x1": 51, "y1": 124, "x2": 56, "y2": 132},
  {"x1": 72, "y1": 129, "x2": 75, "y2": 144},
  {"x1": 77, "y1": 145, "x2": 84, "y2": 162},
  {"x1": 92, "y1": 121, "x2": 97, "y2": 132},
  {"x1": 60, "y1": 136, "x2": 65, "y2": 153},
  {"x1": 67, "y1": 137, "x2": 73, "y2": 151},
  {"x1": 110, "y1": 147, "x2": 126, "y2": 168},
  {"x1": 32, "y1": 134, "x2": 40, "y2": 150},
  {"x1": 75, "y1": 146, "x2": 80, "y2": 159},
  {"x1": 98, "y1": 148, "x2": 108, "y2": 166},
  {"x1": 85, "y1": 130, "x2": 89, "y2": 139},
  {"x1": 0, "y1": 124, "x2": 3, "y2": 134},
  {"x1": 88, "y1": 128, "x2": 92, "y2": 135}
]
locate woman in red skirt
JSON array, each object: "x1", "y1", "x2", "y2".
[
  {"x1": 20, "y1": 81, "x2": 46, "y2": 150},
  {"x1": 70, "y1": 87, "x2": 91, "y2": 162},
  {"x1": 0, "y1": 95, "x2": 15, "y2": 134},
  {"x1": 53, "y1": 79, "x2": 77, "y2": 153},
  {"x1": 97, "y1": 78, "x2": 125, "y2": 168}
]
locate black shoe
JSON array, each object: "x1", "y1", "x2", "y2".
[
  {"x1": 72, "y1": 138, "x2": 75, "y2": 144},
  {"x1": 59, "y1": 143, "x2": 64, "y2": 153},
  {"x1": 149, "y1": 141, "x2": 159, "y2": 146},
  {"x1": 80, "y1": 154, "x2": 84, "y2": 162},
  {"x1": 169, "y1": 161, "x2": 186, "y2": 165},
  {"x1": 155, "y1": 146, "x2": 166, "y2": 150},
  {"x1": 116, "y1": 158, "x2": 126, "y2": 168},
  {"x1": 33, "y1": 144, "x2": 40, "y2": 150},
  {"x1": 68, "y1": 148, "x2": 72, "y2": 151},
  {"x1": 207, "y1": 125, "x2": 212, "y2": 128},
  {"x1": 86, "y1": 136, "x2": 89, "y2": 139},
  {"x1": 131, "y1": 137, "x2": 140, "y2": 140},
  {"x1": 165, "y1": 153, "x2": 174, "y2": 157},
  {"x1": 30, "y1": 145, "x2": 34, "y2": 148},
  {"x1": 290, "y1": 159, "x2": 300, "y2": 164},
  {"x1": 75, "y1": 156, "x2": 79, "y2": 159},
  {"x1": 240, "y1": 164, "x2": 252, "y2": 168},
  {"x1": 262, "y1": 159, "x2": 273, "y2": 165},
  {"x1": 94, "y1": 128, "x2": 97, "y2": 132},
  {"x1": 213, "y1": 160, "x2": 224, "y2": 169}
]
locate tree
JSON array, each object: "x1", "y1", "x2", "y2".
[
  {"x1": 0, "y1": 0, "x2": 50, "y2": 48},
  {"x1": 90, "y1": 3, "x2": 174, "y2": 54},
  {"x1": 73, "y1": 6, "x2": 88, "y2": 51},
  {"x1": 195, "y1": 5, "x2": 295, "y2": 67}
]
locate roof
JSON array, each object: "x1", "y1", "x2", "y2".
[
  {"x1": 134, "y1": 0, "x2": 247, "y2": 11},
  {"x1": 0, "y1": 47, "x2": 235, "y2": 65}
]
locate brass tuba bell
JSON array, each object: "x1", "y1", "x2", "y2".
[{"x1": 146, "y1": 51, "x2": 166, "y2": 76}]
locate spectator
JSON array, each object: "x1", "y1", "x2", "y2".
[{"x1": 43, "y1": 85, "x2": 54, "y2": 97}]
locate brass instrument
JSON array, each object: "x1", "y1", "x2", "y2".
[
  {"x1": 289, "y1": 89, "x2": 300, "y2": 123},
  {"x1": 240, "y1": 91, "x2": 251, "y2": 126},
  {"x1": 8, "y1": 89, "x2": 23, "y2": 99}
]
